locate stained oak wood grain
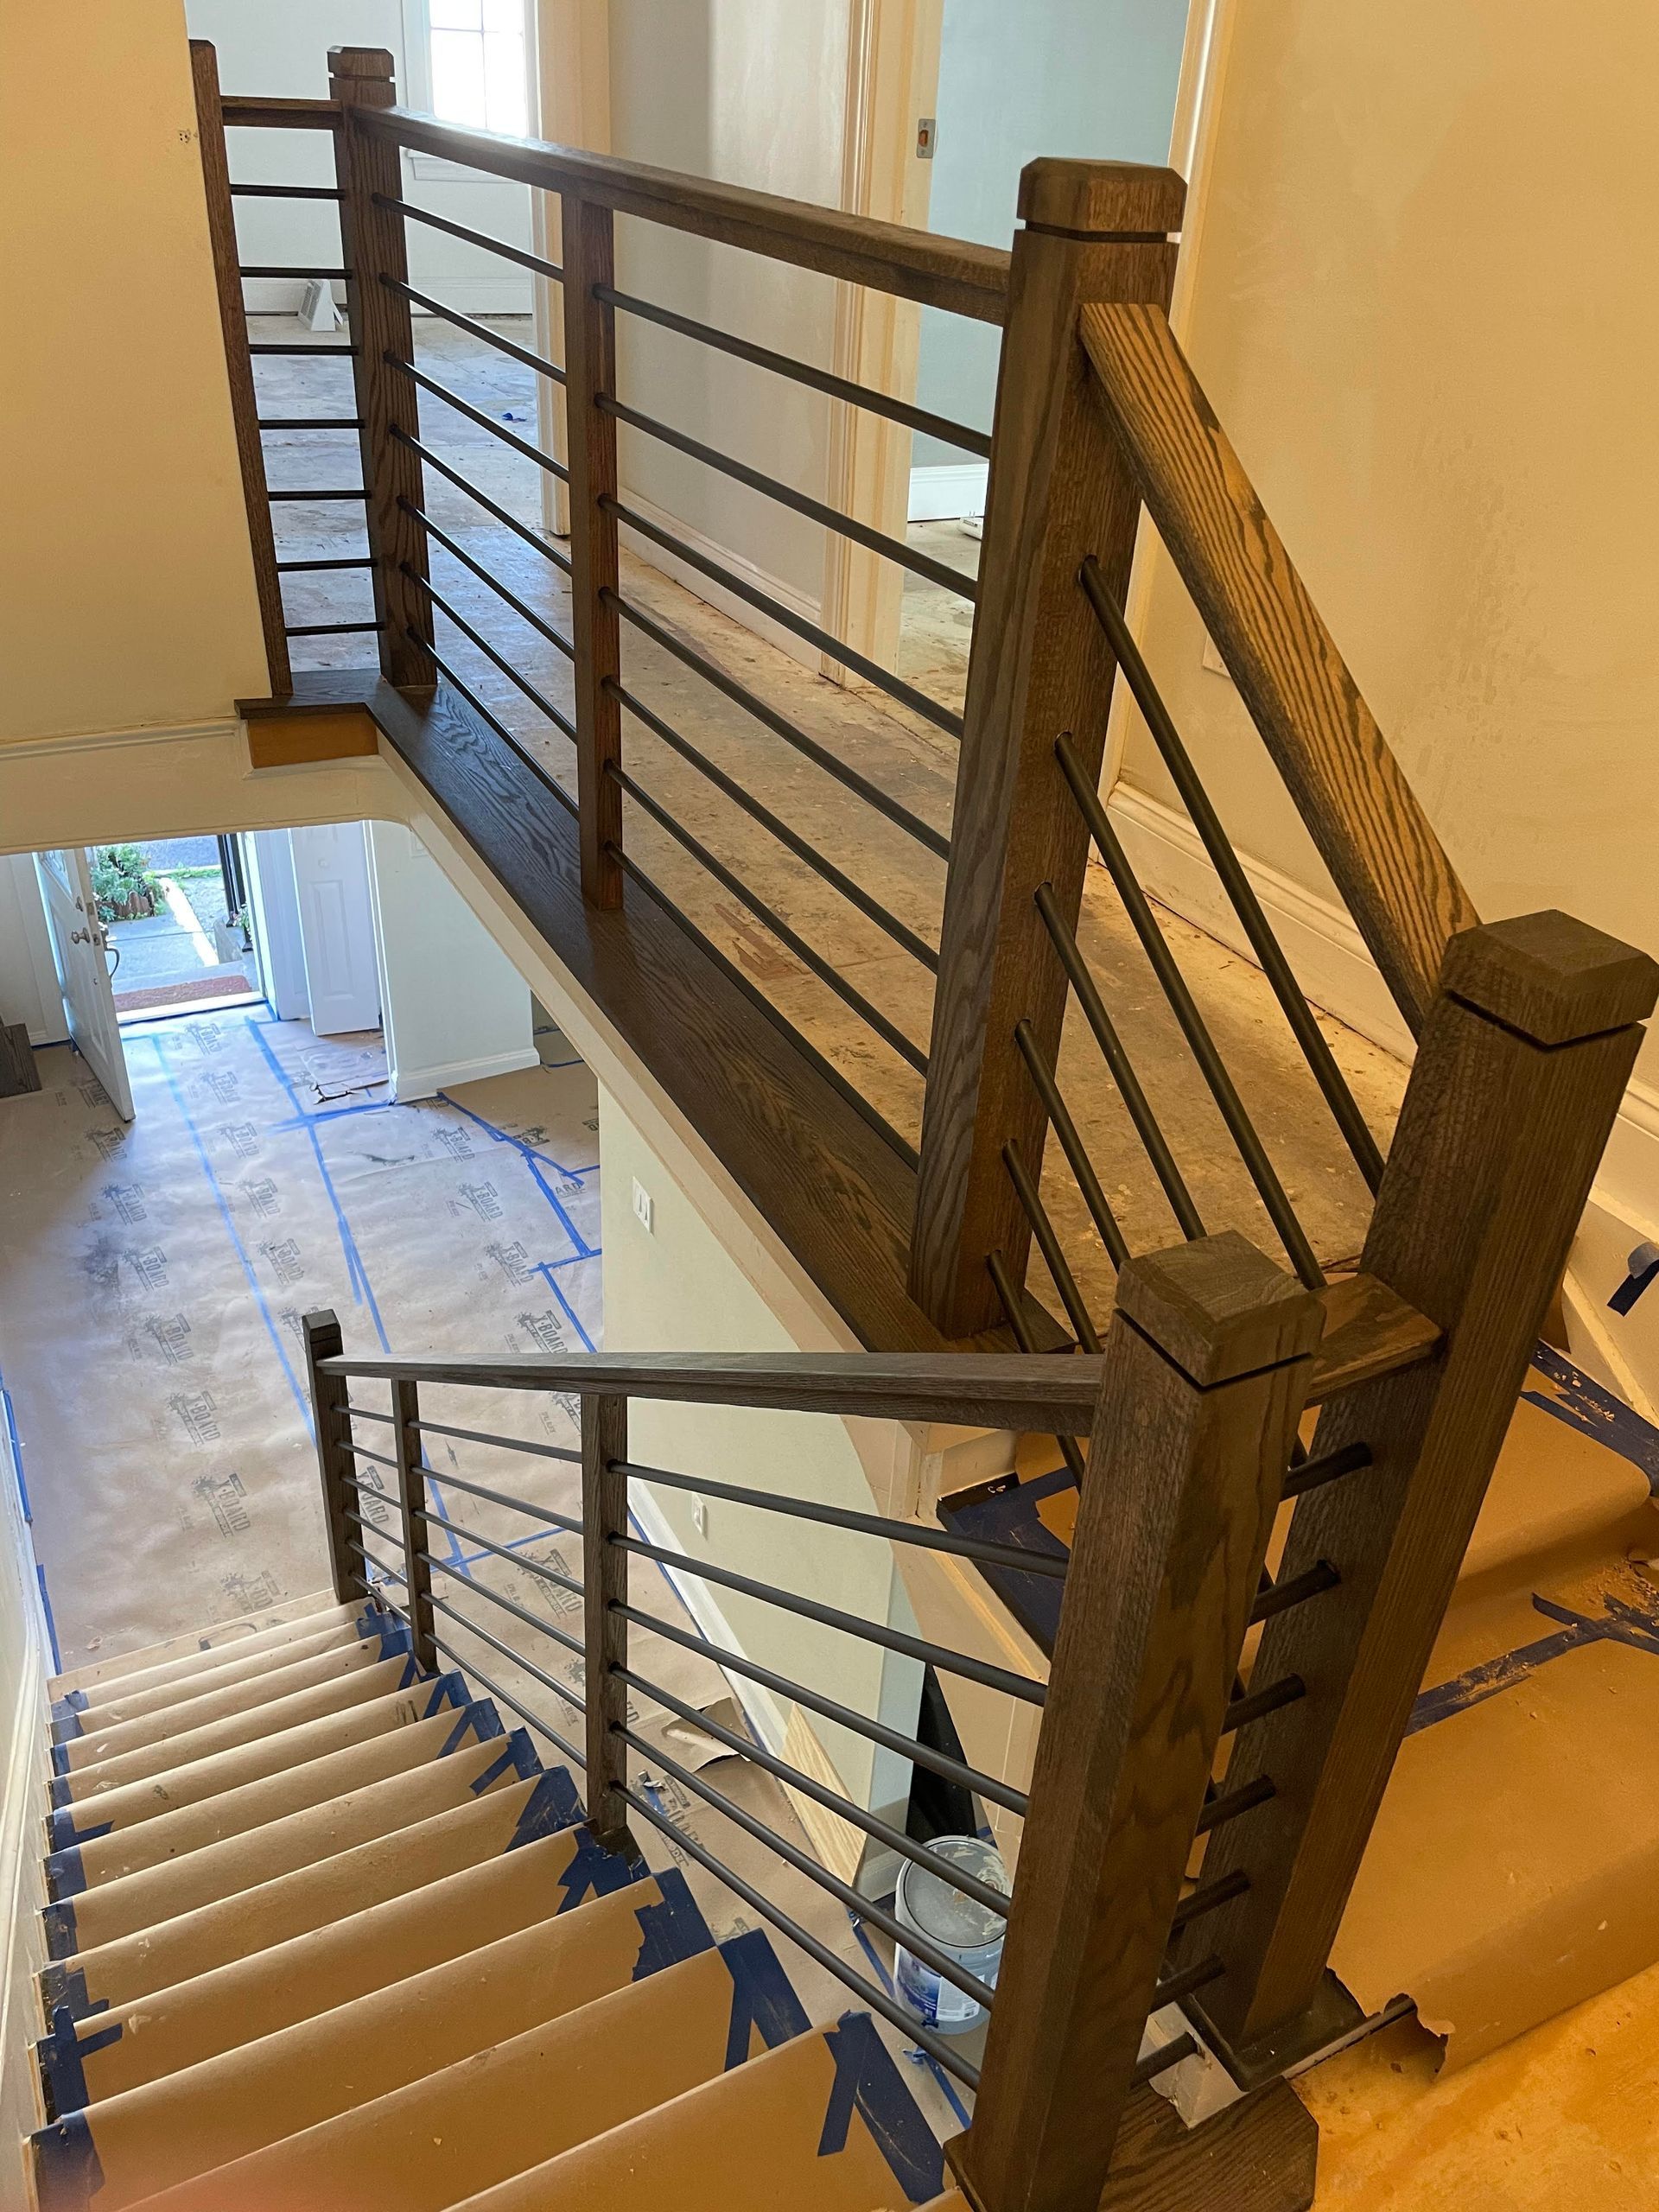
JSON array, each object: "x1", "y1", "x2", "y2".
[
  {"x1": 190, "y1": 42, "x2": 291, "y2": 696},
  {"x1": 1080, "y1": 301, "x2": 1479, "y2": 1036},
  {"x1": 391, "y1": 1379, "x2": 436, "y2": 1672},
  {"x1": 1192, "y1": 913, "x2": 1658, "y2": 2058},
  {"x1": 560, "y1": 194, "x2": 623, "y2": 906},
  {"x1": 960, "y1": 1238, "x2": 1320, "y2": 2212},
  {"x1": 302, "y1": 1311, "x2": 364, "y2": 1605},
  {"x1": 912, "y1": 161, "x2": 1184, "y2": 1338},
  {"x1": 582, "y1": 1393, "x2": 632, "y2": 1845}
]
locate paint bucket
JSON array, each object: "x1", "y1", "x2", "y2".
[{"x1": 893, "y1": 1834, "x2": 1010, "y2": 2036}]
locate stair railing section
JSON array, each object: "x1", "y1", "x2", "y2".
[{"x1": 302, "y1": 1230, "x2": 1341, "y2": 2205}]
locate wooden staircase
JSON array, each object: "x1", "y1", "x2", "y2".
[{"x1": 29, "y1": 1588, "x2": 950, "y2": 2212}]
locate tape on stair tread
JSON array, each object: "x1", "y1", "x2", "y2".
[
  {"x1": 29, "y1": 2101, "x2": 101, "y2": 2212},
  {"x1": 817, "y1": 2011, "x2": 945, "y2": 2204},
  {"x1": 467, "y1": 1729, "x2": 540, "y2": 1793},
  {"x1": 37, "y1": 2004, "x2": 121, "y2": 2127},
  {"x1": 506, "y1": 1764, "x2": 582, "y2": 1848},
  {"x1": 631, "y1": 1867, "x2": 715, "y2": 1977},
  {"x1": 720, "y1": 1927, "x2": 810, "y2": 2069},
  {"x1": 442, "y1": 1698, "x2": 505, "y2": 1758},
  {"x1": 37, "y1": 1963, "x2": 101, "y2": 2027}
]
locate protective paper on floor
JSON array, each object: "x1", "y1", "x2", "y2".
[{"x1": 1332, "y1": 1361, "x2": 1659, "y2": 2070}]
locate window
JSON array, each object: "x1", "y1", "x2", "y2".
[{"x1": 411, "y1": 0, "x2": 529, "y2": 138}]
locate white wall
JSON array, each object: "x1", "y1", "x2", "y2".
[
  {"x1": 365, "y1": 819, "x2": 537, "y2": 1096},
  {"x1": 0, "y1": 862, "x2": 67, "y2": 1050},
  {"x1": 185, "y1": 0, "x2": 535, "y2": 313}
]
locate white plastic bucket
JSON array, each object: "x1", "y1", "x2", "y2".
[{"x1": 893, "y1": 1834, "x2": 1010, "y2": 2036}]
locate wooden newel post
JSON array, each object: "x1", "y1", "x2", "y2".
[
  {"x1": 911, "y1": 159, "x2": 1185, "y2": 1339},
  {"x1": 958, "y1": 1235, "x2": 1322, "y2": 2212},
  {"x1": 582, "y1": 1390, "x2": 634, "y2": 1847},
  {"x1": 302, "y1": 1310, "x2": 363, "y2": 1604},
  {"x1": 1189, "y1": 912, "x2": 1659, "y2": 2073},
  {"x1": 327, "y1": 46, "x2": 431, "y2": 687},
  {"x1": 391, "y1": 1377, "x2": 437, "y2": 1672},
  {"x1": 560, "y1": 193, "x2": 624, "y2": 908}
]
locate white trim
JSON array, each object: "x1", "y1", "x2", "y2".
[
  {"x1": 907, "y1": 461, "x2": 988, "y2": 523},
  {"x1": 614, "y1": 489, "x2": 825, "y2": 675},
  {"x1": 389, "y1": 1042, "x2": 542, "y2": 1103},
  {"x1": 0, "y1": 716, "x2": 241, "y2": 766}
]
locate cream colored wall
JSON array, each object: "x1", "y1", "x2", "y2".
[
  {"x1": 1119, "y1": 0, "x2": 1659, "y2": 1093},
  {"x1": 0, "y1": 0, "x2": 270, "y2": 744},
  {"x1": 0, "y1": 1373, "x2": 48, "y2": 2178}
]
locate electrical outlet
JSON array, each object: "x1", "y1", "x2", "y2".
[
  {"x1": 692, "y1": 1497, "x2": 709, "y2": 1538},
  {"x1": 632, "y1": 1178, "x2": 654, "y2": 1234}
]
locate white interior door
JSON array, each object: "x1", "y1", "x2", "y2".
[
  {"x1": 290, "y1": 823, "x2": 382, "y2": 1037},
  {"x1": 35, "y1": 849, "x2": 135, "y2": 1119}
]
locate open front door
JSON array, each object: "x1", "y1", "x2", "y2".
[{"x1": 35, "y1": 849, "x2": 135, "y2": 1120}]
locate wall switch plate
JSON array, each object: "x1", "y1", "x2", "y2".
[
  {"x1": 632, "y1": 1178, "x2": 654, "y2": 1233},
  {"x1": 916, "y1": 117, "x2": 937, "y2": 158},
  {"x1": 691, "y1": 1497, "x2": 708, "y2": 1538}
]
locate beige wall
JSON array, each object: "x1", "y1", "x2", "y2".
[
  {"x1": 0, "y1": 0, "x2": 270, "y2": 743},
  {"x1": 1118, "y1": 1, "x2": 1659, "y2": 1092},
  {"x1": 0, "y1": 1370, "x2": 48, "y2": 2175}
]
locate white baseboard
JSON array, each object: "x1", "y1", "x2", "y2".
[
  {"x1": 242, "y1": 279, "x2": 533, "y2": 317},
  {"x1": 391, "y1": 1043, "x2": 543, "y2": 1103},
  {"x1": 908, "y1": 462, "x2": 988, "y2": 523},
  {"x1": 613, "y1": 489, "x2": 824, "y2": 676}
]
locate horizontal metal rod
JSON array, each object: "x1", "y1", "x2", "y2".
[
  {"x1": 240, "y1": 263, "x2": 349, "y2": 279},
  {"x1": 605, "y1": 496, "x2": 963, "y2": 739},
  {"x1": 1055, "y1": 735, "x2": 1325, "y2": 1289},
  {"x1": 393, "y1": 428, "x2": 574, "y2": 577},
  {"x1": 414, "y1": 1417, "x2": 581, "y2": 1468},
  {"x1": 613, "y1": 1458, "x2": 1068, "y2": 1580},
  {"x1": 425, "y1": 1585, "x2": 588, "y2": 1719},
  {"x1": 614, "y1": 1595, "x2": 1028, "y2": 1816},
  {"x1": 1193, "y1": 1772, "x2": 1275, "y2": 1838},
  {"x1": 1222, "y1": 1672, "x2": 1306, "y2": 1732},
  {"x1": 1033, "y1": 881, "x2": 1206, "y2": 1243},
  {"x1": 425, "y1": 1549, "x2": 585, "y2": 1660},
  {"x1": 388, "y1": 354, "x2": 570, "y2": 482},
  {"x1": 619, "y1": 1724, "x2": 997, "y2": 2009},
  {"x1": 601, "y1": 394, "x2": 977, "y2": 603},
  {"x1": 423, "y1": 1463, "x2": 582, "y2": 1536},
  {"x1": 615, "y1": 1529, "x2": 1046, "y2": 1707},
  {"x1": 1079, "y1": 557, "x2": 1386, "y2": 1197},
  {"x1": 429, "y1": 1623, "x2": 586, "y2": 1770},
  {"x1": 1281, "y1": 1440, "x2": 1372, "y2": 1500},
  {"x1": 267, "y1": 486, "x2": 369, "y2": 501},
  {"x1": 249, "y1": 343, "x2": 358, "y2": 357},
  {"x1": 1130, "y1": 2034, "x2": 1198, "y2": 2090},
  {"x1": 284, "y1": 620, "x2": 385, "y2": 639},
  {"x1": 1249, "y1": 1560, "x2": 1338, "y2": 1626},
  {"x1": 415, "y1": 1499, "x2": 582, "y2": 1599},
  {"x1": 1002, "y1": 1136, "x2": 1103, "y2": 1354},
  {"x1": 276, "y1": 555, "x2": 375, "y2": 573},
  {"x1": 408, "y1": 502, "x2": 575, "y2": 661},
  {"x1": 1169, "y1": 1867, "x2": 1249, "y2": 1934},
  {"x1": 1150, "y1": 1954, "x2": 1224, "y2": 2011},
  {"x1": 617, "y1": 1660, "x2": 1011, "y2": 1917},
  {"x1": 258, "y1": 416, "x2": 364, "y2": 431},
  {"x1": 339, "y1": 1439, "x2": 398, "y2": 1472},
  {"x1": 230, "y1": 181, "x2": 342, "y2": 201},
  {"x1": 607, "y1": 759, "x2": 930, "y2": 1076},
  {"x1": 619, "y1": 1777, "x2": 979, "y2": 2087},
  {"x1": 607, "y1": 677, "x2": 939, "y2": 970},
  {"x1": 606, "y1": 589, "x2": 949, "y2": 860},
  {"x1": 606, "y1": 842, "x2": 921, "y2": 1173},
  {"x1": 383, "y1": 275, "x2": 567, "y2": 382},
  {"x1": 407, "y1": 568, "x2": 577, "y2": 741},
  {"x1": 341, "y1": 1402, "x2": 397, "y2": 1425},
  {"x1": 984, "y1": 1249, "x2": 1088, "y2": 1487},
  {"x1": 408, "y1": 630, "x2": 580, "y2": 820},
  {"x1": 347, "y1": 1530, "x2": 406, "y2": 1586},
  {"x1": 1013, "y1": 1019, "x2": 1130, "y2": 1271},
  {"x1": 373, "y1": 193, "x2": 565, "y2": 284},
  {"x1": 597, "y1": 282, "x2": 991, "y2": 458}
]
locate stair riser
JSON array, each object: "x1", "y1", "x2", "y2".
[
  {"x1": 50, "y1": 1594, "x2": 348, "y2": 1707},
  {"x1": 48, "y1": 1611, "x2": 380, "y2": 1743}
]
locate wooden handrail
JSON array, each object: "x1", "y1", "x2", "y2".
[
  {"x1": 1081, "y1": 301, "x2": 1479, "y2": 1035},
  {"x1": 218, "y1": 93, "x2": 341, "y2": 129},
  {"x1": 353, "y1": 105, "x2": 1014, "y2": 321}
]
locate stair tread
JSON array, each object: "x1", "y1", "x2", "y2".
[
  {"x1": 45, "y1": 1926, "x2": 761, "y2": 2210},
  {"x1": 40, "y1": 1791, "x2": 639, "y2": 2108},
  {"x1": 45, "y1": 1688, "x2": 494, "y2": 1902},
  {"x1": 41, "y1": 1718, "x2": 532, "y2": 1963},
  {"x1": 50, "y1": 1609, "x2": 383, "y2": 1741},
  {"x1": 50, "y1": 1592, "x2": 346, "y2": 1702},
  {"x1": 439, "y1": 2007, "x2": 947, "y2": 2212},
  {"x1": 41, "y1": 1766, "x2": 572, "y2": 2024}
]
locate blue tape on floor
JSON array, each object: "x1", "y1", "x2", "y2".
[
  {"x1": 438, "y1": 1093, "x2": 598, "y2": 1257},
  {"x1": 37, "y1": 1567, "x2": 63, "y2": 1674},
  {"x1": 1408, "y1": 1584, "x2": 1659, "y2": 1735},
  {"x1": 442, "y1": 1699, "x2": 505, "y2": 1757},
  {"x1": 720, "y1": 1927, "x2": 811, "y2": 2069},
  {"x1": 846, "y1": 1916, "x2": 971, "y2": 2131},
  {"x1": 508, "y1": 1764, "x2": 583, "y2": 1848},
  {"x1": 817, "y1": 2011, "x2": 945, "y2": 2203},
  {"x1": 631, "y1": 1866, "x2": 715, "y2": 1978},
  {"x1": 469, "y1": 1727, "x2": 539, "y2": 1794},
  {"x1": 2, "y1": 1376, "x2": 30, "y2": 1523},
  {"x1": 38, "y1": 2006, "x2": 121, "y2": 2126},
  {"x1": 30, "y1": 2107, "x2": 105, "y2": 2212},
  {"x1": 42, "y1": 1899, "x2": 78, "y2": 1961},
  {"x1": 1523, "y1": 1341, "x2": 1659, "y2": 1494}
]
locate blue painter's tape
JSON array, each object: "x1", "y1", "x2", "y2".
[
  {"x1": 49, "y1": 1776, "x2": 74, "y2": 1812},
  {"x1": 50, "y1": 1743, "x2": 71, "y2": 1778},
  {"x1": 421, "y1": 1670, "x2": 467, "y2": 1718},
  {"x1": 468, "y1": 1727, "x2": 540, "y2": 1796},
  {"x1": 720, "y1": 1927, "x2": 811, "y2": 2069},
  {"x1": 441, "y1": 1700, "x2": 505, "y2": 1758},
  {"x1": 372, "y1": 1622, "x2": 413, "y2": 1664},
  {"x1": 30, "y1": 2106, "x2": 105, "y2": 2212},
  {"x1": 51, "y1": 1691, "x2": 88, "y2": 1729},
  {"x1": 508, "y1": 1764, "x2": 583, "y2": 1849},
  {"x1": 1524, "y1": 1341, "x2": 1659, "y2": 1495},
  {"x1": 631, "y1": 1866, "x2": 715, "y2": 1978},
  {"x1": 45, "y1": 1845, "x2": 86, "y2": 1902},
  {"x1": 3, "y1": 1379, "x2": 29, "y2": 1523},
  {"x1": 817, "y1": 2011, "x2": 945, "y2": 2204},
  {"x1": 37, "y1": 2005, "x2": 122, "y2": 2125},
  {"x1": 1409, "y1": 1584, "x2": 1659, "y2": 1735},
  {"x1": 355, "y1": 1599, "x2": 391, "y2": 1641},
  {"x1": 37, "y1": 1567, "x2": 63, "y2": 1674},
  {"x1": 36, "y1": 1967, "x2": 103, "y2": 2026},
  {"x1": 42, "y1": 1899, "x2": 78, "y2": 1962},
  {"x1": 553, "y1": 1826, "x2": 642, "y2": 1912},
  {"x1": 1610, "y1": 1254, "x2": 1659, "y2": 1316},
  {"x1": 47, "y1": 1803, "x2": 112, "y2": 1855}
]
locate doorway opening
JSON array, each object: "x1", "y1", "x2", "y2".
[{"x1": 95, "y1": 834, "x2": 265, "y2": 1024}]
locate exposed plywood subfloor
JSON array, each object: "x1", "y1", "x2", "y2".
[{"x1": 257, "y1": 315, "x2": 1407, "y2": 1332}]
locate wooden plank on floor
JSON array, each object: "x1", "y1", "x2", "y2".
[{"x1": 0, "y1": 1024, "x2": 41, "y2": 1097}]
